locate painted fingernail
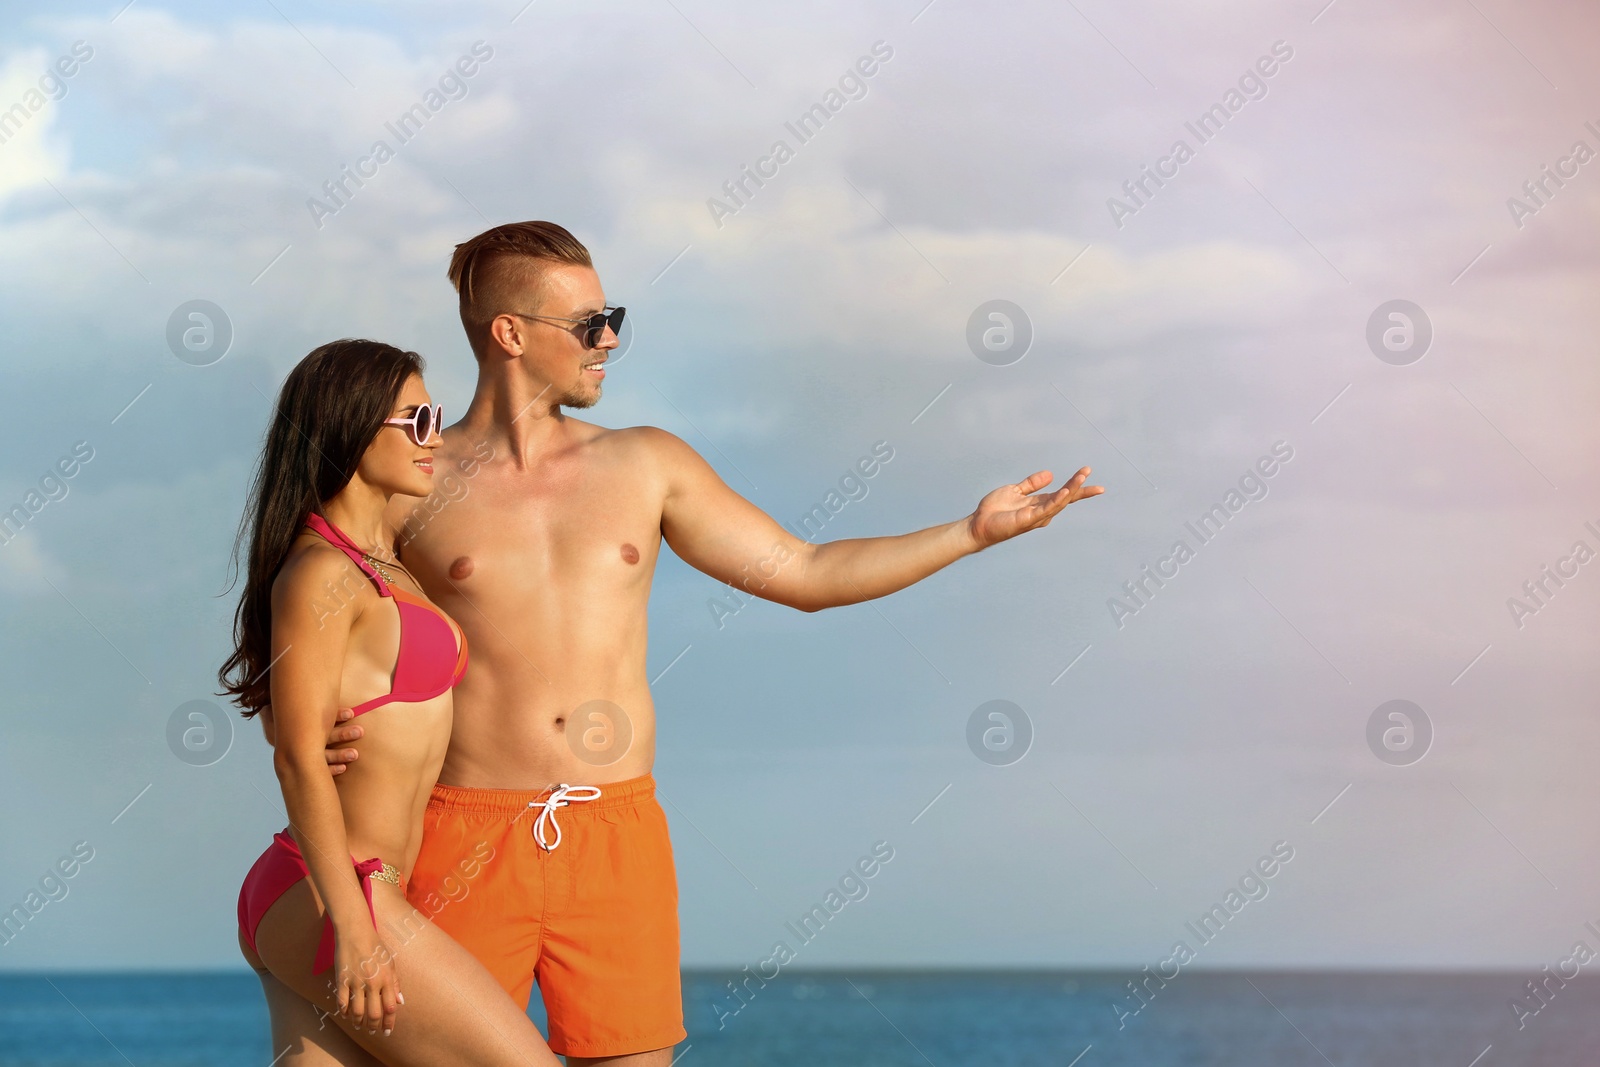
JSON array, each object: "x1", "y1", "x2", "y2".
[
  {"x1": 383, "y1": 1029, "x2": 392, "y2": 1037},
  {"x1": 397, "y1": 993, "x2": 405, "y2": 1005}
]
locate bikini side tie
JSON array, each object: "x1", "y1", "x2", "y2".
[{"x1": 313, "y1": 856, "x2": 391, "y2": 974}]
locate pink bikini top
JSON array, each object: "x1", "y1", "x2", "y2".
[{"x1": 304, "y1": 512, "x2": 468, "y2": 717}]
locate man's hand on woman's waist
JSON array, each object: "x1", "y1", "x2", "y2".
[{"x1": 258, "y1": 704, "x2": 363, "y2": 774}]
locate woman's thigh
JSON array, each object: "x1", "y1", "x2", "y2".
[
  {"x1": 251, "y1": 880, "x2": 561, "y2": 1067},
  {"x1": 255, "y1": 964, "x2": 381, "y2": 1067}
]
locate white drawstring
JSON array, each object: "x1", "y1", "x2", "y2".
[{"x1": 526, "y1": 784, "x2": 602, "y2": 851}]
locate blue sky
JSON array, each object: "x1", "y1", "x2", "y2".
[{"x1": 1, "y1": 0, "x2": 1597, "y2": 974}]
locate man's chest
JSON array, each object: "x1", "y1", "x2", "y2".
[{"x1": 399, "y1": 460, "x2": 665, "y2": 590}]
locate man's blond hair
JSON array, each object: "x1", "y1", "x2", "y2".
[{"x1": 447, "y1": 221, "x2": 593, "y2": 356}]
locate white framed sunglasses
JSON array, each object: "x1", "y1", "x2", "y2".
[{"x1": 383, "y1": 403, "x2": 442, "y2": 446}]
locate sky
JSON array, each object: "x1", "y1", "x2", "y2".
[{"x1": 1, "y1": 0, "x2": 1598, "y2": 982}]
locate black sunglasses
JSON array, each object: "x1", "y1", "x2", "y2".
[{"x1": 511, "y1": 306, "x2": 626, "y2": 349}]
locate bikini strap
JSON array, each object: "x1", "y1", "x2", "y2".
[{"x1": 303, "y1": 512, "x2": 393, "y2": 597}]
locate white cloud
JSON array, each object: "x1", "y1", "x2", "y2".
[
  {"x1": 0, "y1": 46, "x2": 72, "y2": 201},
  {"x1": 0, "y1": 529, "x2": 61, "y2": 593}
]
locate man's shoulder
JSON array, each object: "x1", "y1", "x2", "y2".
[
  {"x1": 592, "y1": 423, "x2": 691, "y2": 462},
  {"x1": 618, "y1": 423, "x2": 681, "y2": 445}
]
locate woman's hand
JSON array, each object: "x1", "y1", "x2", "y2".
[{"x1": 332, "y1": 924, "x2": 402, "y2": 1037}]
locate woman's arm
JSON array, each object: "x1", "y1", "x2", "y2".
[
  {"x1": 267, "y1": 547, "x2": 398, "y2": 1035},
  {"x1": 258, "y1": 704, "x2": 364, "y2": 775}
]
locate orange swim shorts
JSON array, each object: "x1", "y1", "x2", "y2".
[{"x1": 405, "y1": 774, "x2": 686, "y2": 1059}]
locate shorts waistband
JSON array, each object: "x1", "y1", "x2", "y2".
[{"x1": 427, "y1": 774, "x2": 656, "y2": 816}]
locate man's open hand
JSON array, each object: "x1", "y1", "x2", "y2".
[
  {"x1": 258, "y1": 704, "x2": 363, "y2": 774},
  {"x1": 966, "y1": 467, "x2": 1104, "y2": 550}
]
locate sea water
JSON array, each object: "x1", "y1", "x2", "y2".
[{"x1": 2, "y1": 970, "x2": 1595, "y2": 1065}]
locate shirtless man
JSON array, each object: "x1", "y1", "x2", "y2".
[{"x1": 322, "y1": 221, "x2": 1104, "y2": 1065}]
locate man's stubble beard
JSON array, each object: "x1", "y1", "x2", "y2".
[{"x1": 557, "y1": 382, "x2": 599, "y2": 409}]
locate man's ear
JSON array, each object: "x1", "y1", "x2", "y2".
[{"x1": 487, "y1": 313, "x2": 524, "y2": 357}]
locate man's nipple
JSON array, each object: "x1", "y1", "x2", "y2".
[
  {"x1": 449, "y1": 556, "x2": 475, "y2": 580},
  {"x1": 621, "y1": 543, "x2": 640, "y2": 564}
]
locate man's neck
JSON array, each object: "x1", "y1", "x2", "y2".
[{"x1": 458, "y1": 373, "x2": 571, "y2": 469}]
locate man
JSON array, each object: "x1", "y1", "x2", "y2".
[{"x1": 325, "y1": 221, "x2": 1103, "y2": 1064}]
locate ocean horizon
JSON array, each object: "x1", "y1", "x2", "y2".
[{"x1": 3, "y1": 968, "x2": 1594, "y2": 1065}]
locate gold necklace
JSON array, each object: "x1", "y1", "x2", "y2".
[
  {"x1": 361, "y1": 553, "x2": 398, "y2": 585},
  {"x1": 311, "y1": 514, "x2": 412, "y2": 587},
  {"x1": 361, "y1": 550, "x2": 417, "y2": 586}
]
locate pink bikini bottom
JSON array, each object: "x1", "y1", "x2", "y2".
[{"x1": 237, "y1": 829, "x2": 397, "y2": 974}]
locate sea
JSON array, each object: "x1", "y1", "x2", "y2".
[{"x1": 1, "y1": 969, "x2": 1595, "y2": 1065}]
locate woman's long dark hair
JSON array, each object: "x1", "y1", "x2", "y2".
[{"x1": 218, "y1": 339, "x2": 425, "y2": 716}]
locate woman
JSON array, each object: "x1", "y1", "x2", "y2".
[{"x1": 219, "y1": 339, "x2": 561, "y2": 1066}]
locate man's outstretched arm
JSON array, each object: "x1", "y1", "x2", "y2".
[{"x1": 651, "y1": 427, "x2": 1104, "y2": 612}]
